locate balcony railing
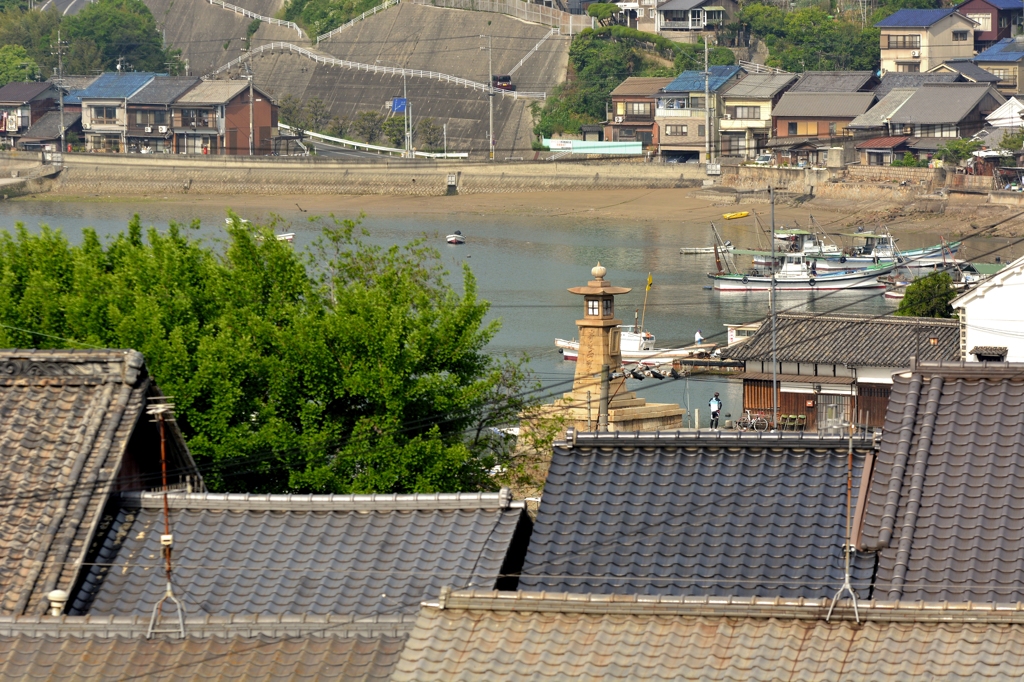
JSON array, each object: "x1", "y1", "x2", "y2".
[
  {"x1": 656, "y1": 108, "x2": 707, "y2": 118},
  {"x1": 661, "y1": 20, "x2": 704, "y2": 29}
]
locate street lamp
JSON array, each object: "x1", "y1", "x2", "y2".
[{"x1": 480, "y1": 35, "x2": 494, "y2": 161}]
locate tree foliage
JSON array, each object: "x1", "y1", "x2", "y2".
[
  {"x1": 382, "y1": 114, "x2": 406, "y2": 148},
  {"x1": 353, "y1": 111, "x2": 385, "y2": 144},
  {"x1": 417, "y1": 117, "x2": 442, "y2": 151},
  {"x1": 891, "y1": 151, "x2": 926, "y2": 167},
  {"x1": 586, "y1": 3, "x2": 619, "y2": 26},
  {"x1": 0, "y1": 214, "x2": 557, "y2": 494},
  {"x1": 282, "y1": 0, "x2": 380, "y2": 38},
  {"x1": 0, "y1": 8, "x2": 61, "y2": 76},
  {"x1": 62, "y1": 0, "x2": 175, "y2": 72},
  {"x1": 896, "y1": 272, "x2": 956, "y2": 318},
  {"x1": 738, "y1": 4, "x2": 879, "y2": 72},
  {"x1": 935, "y1": 138, "x2": 982, "y2": 165},
  {"x1": 0, "y1": 44, "x2": 37, "y2": 86}
]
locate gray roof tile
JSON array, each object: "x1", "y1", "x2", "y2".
[
  {"x1": 873, "y1": 72, "x2": 959, "y2": 99},
  {"x1": 128, "y1": 76, "x2": 199, "y2": 104},
  {"x1": 0, "y1": 633, "x2": 406, "y2": 681},
  {"x1": 721, "y1": 313, "x2": 960, "y2": 366},
  {"x1": 72, "y1": 492, "x2": 529, "y2": 617},
  {"x1": 933, "y1": 60, "x2": 1002, "y2": 83},
  {"x1": 20, "y1": 111, "x2": 81, "y2": 142},
  {"x1": 519, "y1": 434, "x2": 875, "y2": 599},
  {"x1": 888, "y1": 83, "x2": 1005, "y2": 125},
  {"x1": 849, "y1": 88, "x2": 918, "y2": 129},
  {"x1": 0, "y1": 350, "x2": 198, "y2": 617},
  {"x1": 789, "y1": 71, "x2": 878, "y2": 93},
  {"x1": 722, "y1": 73, "x2": 797, "y2": 100},
  {"x1": 772, "y1": 92, "x2": 876, "y2": 118},
  {"x1": 858, "y1": 363, "x2": 1024, "y2": 602}
]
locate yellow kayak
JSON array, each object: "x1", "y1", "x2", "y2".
[{"x1": 722, "y1": 211, "x2": 750, "y2": 220}]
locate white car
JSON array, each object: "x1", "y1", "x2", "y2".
[{"x1": 754, "y1": 153, "x2": 773, "y2": 166}]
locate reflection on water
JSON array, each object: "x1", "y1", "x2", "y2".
[{"x1": 0, "y1": 199, "x2": 994, "y2": 417}]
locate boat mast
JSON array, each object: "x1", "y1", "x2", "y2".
[
  {"x1": 712, "y1": 222, "x2": 724, "y2": 274},
  {"x1": 640, "y1": 273, "x2": 652, "y2": 332},
  {"x1": 770, "y1": 185, "x2": 778, "y2": 431}
]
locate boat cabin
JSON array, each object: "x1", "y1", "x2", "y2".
[{"x1": 841, "y1": 231, "x2": 897, "y2": 258}]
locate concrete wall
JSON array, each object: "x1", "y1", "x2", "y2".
[
  {"x1": 53, "y1": 154, "x2": 706, "y2": 195},
  {"x1": 720, "y1": 165, "x2": 830, "y2": 192},
  {"x1": 846, "y1": 165, "x2": 943, "y2": 186}
]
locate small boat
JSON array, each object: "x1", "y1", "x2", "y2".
[
  {"x1": 709, "y1": 253, "x2": 895, "y2": 291},
  {"x1": 446, "y1": 230, "x2": 466, "y2": 245},
  {"x1": 737, "y1": 229, "x2": 841, "y2": 267},
  {"x1": 225, "y1": 217, "x2": 251, "y2": 224},
  {"x1": 556, "y1": 325, "x2": 714, "y2": 364},
  {"x1": 680, "y1": 241, "x2": 732, "y2": 255},
  {"x1": 808, "y1": 230, "x2": 962, "y2": 273},
  {"x1": 723, "y1": 211, "x2": 750, "y2": 220},
  {"x1": 276, "y1": 233, "x2": 295, "y2": 243}
]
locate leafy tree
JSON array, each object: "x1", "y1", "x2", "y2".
[
  {"x1": 328, "y1": 115, "x2": 349, "y2": 139},
  {"x1": 417, "y1": 117, "x2": 442, "y2": 150},
  {"x1": 896, "y1": 272, "x2": 956, "y2": 318},
  {"x1": 587, "y1": 3, "x2": 620, "y2": 26},
  {"x1": 0, "y1": 44, "x2": 37, "y2": 86},
  {"x1": 283, "y1": 0, "x2": 383, "y2": 38},
  {"x1": 382, "y1": 115, "x2": 406, "y2": 148},
  {"x1": 0, "y1": 214, "x2": 558, "y2": 493},
  {"x1": 353, "y1": 110, "x2": 384, "y2": 144},
  {"x1": 891, "y1": 151, "x2": 925, "y2": 167},
  {"x1": 304, "y1": 97, "x2": 331, "y2": 132},
  {"x1": 0, "y1": 8, "x2": 61, "y2": 76},
  {"x1": 62, "y1": 0, "x2": 171, "y2": 72},
  {"x1": 999, "y1": 129, "x2": 1024, "y2": 152},
  {"x1": 277, "y1": 94, "x2": 306, "y2": 129},
  {"x1": 935, "y1": 138, "x2": 982, "y2": 165}
]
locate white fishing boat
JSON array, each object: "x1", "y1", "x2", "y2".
[
  {"x1": 446, "y1": 230, "x2": 466, "y2": 244},
  {"x1": 680, "y1": 241, "x2": 732, "y2": 255},
  {"x1": 710, "y1": 253, "x2": 895, "y2": 291},
  {"x1": 741, "y1": 228, "x2": 841, "y2": 267},
  {"x1": 276, "y1": 233, "x2": 295, "y2": 243},
  {"x1": 556, "y1": 325, "x2": 714, "y2": 365},
  {"x1": 808, "y1": 230, "x2": 962, "y2": 272}
]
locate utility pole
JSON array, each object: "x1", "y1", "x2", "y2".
[
  {"x1": 481, "y1": 35, "x2": 494, "y2": 161},
  {"x1": 704, "y1": 35, "x2": 711, "y2": 164},
  {"x1": 770, "y1": 184, "x2": 778, "y2": 431},
  {"x1": 403, "y1": 69, "x2": 409, "y2": 157},
  {"x1": 244, "y1": 54, "x2": 254, "y2": 156},
  {"x1": 52, "y1": 30, "x2": 68, "y2": 154}
]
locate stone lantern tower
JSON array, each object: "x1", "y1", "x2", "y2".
[{"x1": 547, "y1": 263, "x2": 684, "y2": 433}]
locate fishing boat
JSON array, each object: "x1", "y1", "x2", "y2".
[
  {"x1": 556, "y1": 325, "x2": 714, "y2": 364},
  {"x1": 680, "y1": 240, "x2": 732, "y2": 255},
  {"x1": 446, "y1": 230, "x2": 466, "y2": 244},
  {"x1": 276, "y1": 233, "x2": 295, "y2": 243},
  {"x1": 807, "y1": 230, "x2": 962, "y2": 273},
  {"x1": 710, "y1": 253, "x2": 895, "y2": 291},
  {"x1": 739, "y1": 228, "x2": 841, "y2": 267}
]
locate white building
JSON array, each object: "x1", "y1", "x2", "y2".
[{"x1": 952, "y1": 254, "x2": 1024, "y2": 361}]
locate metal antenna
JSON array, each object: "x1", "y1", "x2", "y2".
[
  {"x1": 145, "y1": 397, "x2": 186, "y2": 639},
  {"x1": 827, "y1": 422, "x2": 861, "y2": 623}
]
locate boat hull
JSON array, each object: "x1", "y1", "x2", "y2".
[
  {"x1": 556, "y1": 338, "x2": 713, "y2": 364},
  {"x1": 710, "y1": 264, "x2": 895, "y2": 291},
  {"x1": 446, "y1": 235, "x2": 466, "y2": 244}
]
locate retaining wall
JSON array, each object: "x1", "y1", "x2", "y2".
[
  {"x1": 54, "y1": 154, "x2": 707, "y2": 195},
  {"x1": 945, "y1": 173, "x2": 995, "y2": 192},
  {"x1": 720, "y1": 165, "x2": 831, "y2": 192},
  {"x1": 845, "y1": 165, "x2": 942, "y2": 187}
]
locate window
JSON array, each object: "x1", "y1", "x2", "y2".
[
  {"x1": 1000, "y1": 15, "x2": 1009, "y2": 28},
  {"x1": 91, "y1": 106, "x2": 117, "y2": 124},
  {"x1": 967, "y1": 12, "x2": 991, "y2": 31},
  {"x1": 788, "y1": 122, "x2": 798, "y2": 135},
  {"x1": 734, "y1": 106, "x2": 761, "y2": 120},
  {"x1": 689, "y1": 96, "x2": 705, "y2": 110},
  {"x1": 626, "y1": 102, "x2": 651, "y2": 116},
  {"x1": 616, "y1": 102, "x2": 625, "y2": 116},
  {"x1": 179, "y1": 108, "x2": 211, "y2": 127},
  {"x1": 897, "y1": 62, "x2": 921, "y2": 73},
  {"x1": 649, "y1": 9, "x2": 656, "y2": 18},
  {"x1": 587, "y1": 299, "x2": 599, "y2": 316},
  {"x1": 621, "y1": 128, "x2": 636, "y2": 137},
  {"x1": 988, "y1": 67, "x2": 1014, "y2": 85},
  {"x1": 829, "y1": 122, "x2": 837, "y2": 136},
  {"x1": 698, "y1": 124, "x2": 706, "y2": 136},
  {"x1": 886, "y1": 34, "x2": 921, "y2": 49},
  {"x1": 952, "y1": 30, "x2": 969, "y2": 41},
  {"x1": 664, "y1": 124, "x2": 687, "y2": 136},
  {"x1": 917, "y1": 123, "x2": 957, "y2": 137},
  {"x1": 603, "y1": 299, "x2": 612, "y2": 316},
  {"x1": 706, "y1": 9, "x2": 723, "y2": 22},
  {"x1": 787, "y1": 121, "x2": 818, "y2": 136},
  {"x1": 133, "y1": 110, "x2": 169, "y2": 126}
]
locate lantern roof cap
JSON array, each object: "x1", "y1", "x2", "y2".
[{"x1": 568, "y1": 262, "x2": 632, "y2": 295}]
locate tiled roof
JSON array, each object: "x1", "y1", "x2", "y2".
[
  {"x1": 931, "y1": 60, "x2": 1001, "y2": 83},
  {"x1": 983, "y1": 0, "x2": 1024, "y2": 9},
  {"x1": 393, "y1": 591, "x2": 1024, "y2": 681},
  {"x1": 72, "y1": 490, "x2": 529, "y2": 617},
  {"x1": 857, "y1": 363, "x2": 1024, "y2": 602},
  {"x1": 875, "y1": 8, "x2": 958, "y2": 27},
  {"x1": 873, "y1": 72, "x2": 959, "y2": 99},
  {"x1": 0, "y1": 633, "x2": 406, "y2": 681},
  {"x1": 657, "y1": 0, "x2": 710, "y2": 11},
  {"x1": 174, "y1": 80, "x2": 251, "y2": 105},
  {"x1": 721, "y1": 73, "x2": 797, "y2": 99},
  {"x1": 888, "y1": 83, "x2": 1005, "y2": 125},
  {"x1": 848, "y1": 88, "x2": 917, "y2": 129},
  {"x1": 609, "y1": 77, "x2": 674, "y2": 97},
  {"x1": 518, "y1": 433, "x2": 876, "y2": 598},
  {"x1": 771, "y1": 91, "x2": 875, "y2": 118},
  {"x1": 855, "y1": 136, "x2": 910, "y2": 149},
  {"x1": 0, "y1": 82, "x2": 54, "y2": 104},
  {"x1": 19, "y1": 111, "x2": 81, "y2": 142},
  {"x1": 662, "y1": 66, "x2": 742, "y2": 93},
  {"x1": 77, "y1": 72, "x2": 158, "y2": 100},
  {"x1": 721, "y1": 313, "x2": 960, "y2": 366},
  {"x1": 974, "y1": 38, "x2": 1024, "y2": 63},
  {"x1": 0, "y1": 349, "x2": 199, "y2": 617},
  {"x1": 128, "y1": 76, "x2": 199, "y2": 104},
  {"x1": 970, "y1": 345, "x2": 1008, "y2": 357},
  {"x1": 788, "y1": 71, "x2": 877, "y2": 93}
]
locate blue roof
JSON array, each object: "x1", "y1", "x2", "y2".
[
  {"x1": 663, "y1": 65, "x2": 742, "y2": 93},
  {"x1": 875, "y1": 8, "x2": 956, "y2": 27},
  {"x1": 76, "y1": 72, "x2": 159, "y2": 100},
  {"x1": 974, "y1": 37, "x2": 1024, "y2": 62},
  {"x1": 975, "y1": 0, "x2": 1023, "y2": 10}
]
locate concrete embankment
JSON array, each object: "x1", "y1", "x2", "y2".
[{"x1": 52, "y1": 154, "x2": 707, "y2": 196}]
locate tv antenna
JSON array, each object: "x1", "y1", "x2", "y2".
[{"x1": 827, "y1": 422, "x2": 861, "y2": 624}]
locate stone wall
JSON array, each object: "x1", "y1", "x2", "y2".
[
  {"x1": 845, "y1": 165, "x2": 943, "y2": 187},
  {"x1": 720, "y1": 165, "x2": 831, "y2": 193},
  {"x1": 54, "y1": 154, "x2": 708, "y2": 196},
  {"x1": 945, "y1": 173, "x2": 995, "y2": 192}
]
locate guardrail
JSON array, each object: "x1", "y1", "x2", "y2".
[
  {"x1": 316, "y1": 0, "x2": 400, "y2": 43},
  {"x1": 207, "y1": 0, "x2": 305, "y2": 38},
  {"x1": 737, "y1": 60, "x2": 789, "y2": 75},
  {"x1": 407, "y1": 0, "x2": 593, "y2": 35},
  {"x1": 508, "y1": 26, "x2": 558, "y2": 76},
  {"x1": 279, "y1": 123, "x2": 470, "y2": 158},
  {"x1": 206, "y1": 42, "x2": 547, "y2": 99}
]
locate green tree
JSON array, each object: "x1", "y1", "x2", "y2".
[
  {"x1": 417, "y1": 117, "x2": 442, "y2": 150},
  {"x1": 283, "y1": 0, "x2": 383, "y2": 38},
  {"x1": 0, "y1": 44, "x2": 37, "y2": 86},
  {"x1": 935, "y1": 138, "x2": 982, "y2": 165},
  {"x1": 353, "y1": 110, "x2": 384, "y2": 144},
  {"x1": 896, "y1": 272, "x2": 956, "y2": 318},
  {"x1": 0, "y1": 8, "x2": 62, "y2": 76},
  {"x1": 0, "y1": 214, "x2": 557, "y2": 493},
  {"x1": 382, "y1": 115, "x2": 406, "y2": 148},
  {"x1": 62, "y1": 0, "x2": 170, "y2": 72},
  {"x1": 999, "y1": 129, "x2": 1024, "y2": 152},
  {"x1": 891, "y1": 151, "x2": 925, "y2": 167},
  {"x1": 586, "y1": 3, "x2": 620, "y2": 26},
  {"x1": 304, "y1": 97, "x2": 331, "y2": 132},
  {"x1": 277, "y1": 94, "x2": 306, "y2": 129}
]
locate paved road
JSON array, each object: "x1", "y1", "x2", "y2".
[
  {"x1": 39, "y1": 0, "x2": 87, "y2": 16},
  {"x1": 306, "y1": 141, "x2": 393, "y2": 160}
]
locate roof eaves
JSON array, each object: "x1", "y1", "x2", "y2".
[{"x1": 125, "y1": 488, "x2": 522, "y2": 511}]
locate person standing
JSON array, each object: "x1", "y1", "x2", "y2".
[
  {"x1": 695, "y1": 329, "x2": 704, "y2": 345},
  {"x1": 709, "y1": 392, "x2": 722, "y2": 430}
]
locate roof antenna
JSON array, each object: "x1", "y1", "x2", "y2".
[
  {"x1": 145, "y1": 396, "x2": 186, "y2": 639},
  {"x1": 827, "y1": 422, "x2": 861, "y2": 624}
]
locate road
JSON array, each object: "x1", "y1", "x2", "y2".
[{"x1": 306, "y1": 141, "x2": 392, "y2": 160}]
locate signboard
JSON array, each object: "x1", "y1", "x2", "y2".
[
  {"x1": 547, "y1": 139, "x2": 573, "y2": 150},
  {"x1": 391, "y1": 97, "x2": 407, "y2": 113},
  {"x1": 706, "y1": 163, "x2": 722, "y2": 175}
]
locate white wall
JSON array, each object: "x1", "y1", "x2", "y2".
[{"x1": 955, "y1": 266, "x2": 1024, "y2": 361}]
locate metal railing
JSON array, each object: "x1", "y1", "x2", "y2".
[
  {"x1": 207, "y1": 0, "x2": 305, "y2": 38},
  {"x1": 316, "y1": 0, "x2": 401, "y2": 43},
  {"x1": 508, "y1": 26, "x2": 558, "y2": 76},
  {"x1": 738, "y1": 60, "x2": 789, "y2": 75},
  {"x1": 279, "y1": 123, "x2": 470, "y2": 158},
  {"x1": 407, "y1": 0, "x2": 593, "y2": 35},
  {"x1": 206, "y1": 42, "x2": 547, "y2": 99}
]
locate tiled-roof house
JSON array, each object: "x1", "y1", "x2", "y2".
[
  {"x1": 955, "y1": 0, "x2": 1023, "y2": 49},
  {"x1": 0, "y1": 349, "x2": 201, "y2": 617},
  {"x1": 768, "y1": 91, "x2": 876, "y2": 166},
  {"x1": 719, "y1": 73, "x2": 797, "y2": 159},
  {"x1": 171, "y1": 80, "x2": 278, "y2": 155},
  {"x1": 79, "y1": 72, "x2": 158, "y2": 152},
  {"x1": 788, "y1": 70, "x2": 879, "y2": 93},
  {"x1": 0, "y1": 82, "x2": 57, "y2": 147},
  {"x1": 721, "y1": 313, "x2": 960, "y2": 431},
  {"x1": 972, "y1": 37, "x2": 1024, "y2": 93},
  {"x1": 952, "y1": 252, "x2": 1024, "y2": 362},
  {"x1": 125, "y1": 76, "x2": 199, "y2": 154},
  {"x1": 883, "y1": 82, "x2": 1005, "y2": 138},
  {"x1": 875, "y1": 8, "x2": 978, "y2": 74},
  {"x1": 655, "y1": 65, "x2": 743, "y2": 162},
  {"x1": 930, "y1": 57, "x2": 1005, "y2": 83},
  {"x1": 606, "y1": 77, "x2": 673, "y2": 149}
]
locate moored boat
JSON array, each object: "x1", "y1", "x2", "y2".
[
  {"x1": 556, "y1": 325, "x2": 714, "y2": 364},
  {"x1": 680, "y1": 241, "x2": 732, "y2": 255},
  {"x1": 446, "y1": 230, "x2": 466, "y2": 244},
  {"x1": 710, "y1": 253, "x2": 895, "y2": 291}
]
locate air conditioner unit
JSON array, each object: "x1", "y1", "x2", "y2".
[
  {"x1": 723, "y1": 114, "x2": 732, "y2": 120},
  {"x1": 145, "y1": 126, "x2": 152, "y2": 133},
  {"x1": 82, "y1": 121, "x2": 90, "y2": 129},
  {"x1": 158, "y1": 126, "x2": 168, "y2": 133},
  {"x1": 911, "y1": 50, "x2": 920, "y2": 57},
  {"x1": 614, "y1": 116, "x2": 624, "y2": 123}
]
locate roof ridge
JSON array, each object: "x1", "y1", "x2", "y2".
[
  {"x1": 125, "y1": 488, "x2": 521, "y2": 511},
  {"x1": 566, "y1": 430, "x2": 875, "y2": 445}
]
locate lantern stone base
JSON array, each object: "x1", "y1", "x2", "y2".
[{"x1": 541, "y1": 396, "x2": 685, "y2": 433}]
